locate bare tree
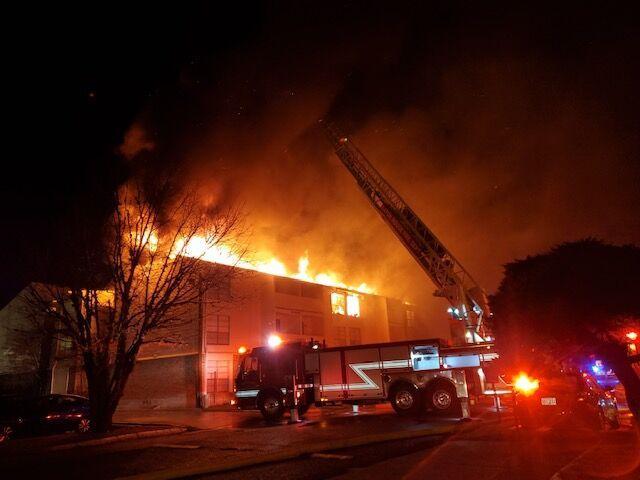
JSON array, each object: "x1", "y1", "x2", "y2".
[{"x1": 26, "y1": 183, "x2": 245, "y2": 432}]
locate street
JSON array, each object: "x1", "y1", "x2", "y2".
[
  {"x1": 0, "y1": 404, "x2": 454, "y2": 479},
  {"x1": 1, "y1": 404, "x2": 638, "y2": 480}
]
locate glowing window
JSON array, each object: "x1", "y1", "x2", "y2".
[
  {"x1": 346, "y1": 294, "x2": 360, "y2": 317},
  {"x1": 406, "y1": 309, "x2": 415, "y2": 327},
  {"x1": 331, "y1": 292, "x2": 345, "y2": 315}
]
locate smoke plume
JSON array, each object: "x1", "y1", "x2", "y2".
[{"x1": 122, "y1": 3, "x2": 640, "y2": 319}]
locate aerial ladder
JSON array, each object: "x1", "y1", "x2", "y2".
[{"x1": 323, "y1": 122, "x2": 491, "y2": 344}]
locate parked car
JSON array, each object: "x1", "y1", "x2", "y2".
[
  {"x1": 0, "y1": 394, "x2": 91, "y2": 443},
  {"x1": 514, "y1": 371, "x2": 619, "y2": 430}
]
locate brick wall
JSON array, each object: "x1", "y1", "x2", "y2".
[{"x1": 119, "y1": 354, "x2": 198, "y2": 409}]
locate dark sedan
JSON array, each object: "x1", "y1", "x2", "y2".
[
  {"x1": 514, "y1": 372, "x2": 619, "y2": 430},
  {"x1": 1, "y1": 394, "x2": 91, "y2": 442}
]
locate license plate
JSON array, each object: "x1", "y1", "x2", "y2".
[{"x1": 541, "y1": 397, "x2": 557, "y2": 406}]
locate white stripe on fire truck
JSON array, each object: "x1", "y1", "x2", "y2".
[
  {"x1": 235, "y1": 387, "x2": 288, "y2": 398},
  {"x1": 320, "y1": 359, "x2": 411, "y2": 392},
  {"x1": 235, "y1": 390, "x2": 259, "y2": 398}
]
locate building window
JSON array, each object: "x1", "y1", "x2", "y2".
[
  {"x1": 301, "y1": 283, "x2": 322, "y2": 299},
  {"x1": 211, "y1": 276, "x2": 231, "y2": 300},
  {"x1": 331, "y1": 292, "x2": 346, "y2": 315},
  {"x1": 207, "y1": 315, "x2": 230, "y2": 345},
  {"x1": 348, "y1": 327, "x2": 361, "y2": 345},
  {"x1": 276, "y1": 310, "x2": 324, "y2": 336},
  {"x1": 334, "y1": 326, "x2": 347, "y2": 346},
  {"x1": 406, "y1": 309, "x2": 415, "y2": 328},
  {"x1": 331, "y1": 291, "x2": 360, "y2": 317},
  {"x1": 276, "y1": 312, "x2": 301, "y2": 335},
  {"x1": 346, "y1": 294, "x2": 360, "y2": 317},
  {"x1": 57, "y1": 336, "x2": 73, "y2": 355},
  {"x1": 207, "y1": 360, "x2": 230, "y2": 393},
  {"x1": 275, "y1": 277, "x2": 302, "y2": 296}
]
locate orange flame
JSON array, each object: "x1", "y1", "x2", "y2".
[{"x1": 178, "y1": 236, "x2": 375, "y2": 294}]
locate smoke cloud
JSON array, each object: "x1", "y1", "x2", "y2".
[{"x1": 123, "y1": 3, "x2": 640, "y2": 319}]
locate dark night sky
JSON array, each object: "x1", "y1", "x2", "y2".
[{"x1": 2, "y1": 1, "x2": 639, "y2": 311}]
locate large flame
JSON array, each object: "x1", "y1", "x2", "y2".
[{"x1": 179, "y1": 236, "x2": 375, "y2": 294}]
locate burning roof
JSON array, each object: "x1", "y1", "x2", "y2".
[{"x1": 179, "y1": 235, "x2": 375, "y2": 294}]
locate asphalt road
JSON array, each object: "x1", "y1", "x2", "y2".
[
  {"x1": 197, "y1": 434, "x2": 448, "y2": 480},
  {"x1": 0, "y1": 404, "x2": 457, "y2": 479},
  {"x1": 196, "y1": 414, "x2": 640, "y2": 480},
  {"x1": 2, "y1": 405, "x2": 637, "y2": 480}
]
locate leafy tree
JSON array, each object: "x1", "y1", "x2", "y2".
[
  {"x1": 489, "y1": 239, "x2": 640, "y2": 419},
  {"x1": 26, "y1": 182, "x2": 244, "y2": 432}
]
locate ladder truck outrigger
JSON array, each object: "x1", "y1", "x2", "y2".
[{"x1": 235, "y1": 124, "x2": 500, "y2": 421}]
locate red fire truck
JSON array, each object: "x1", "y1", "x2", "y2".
[{"x1": 235, "y1": 339, "x2": 497, "y2": 420}]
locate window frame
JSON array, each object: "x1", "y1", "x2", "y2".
[{"x1": 206, "y1": 314, "x2": 231, "y2": 345}]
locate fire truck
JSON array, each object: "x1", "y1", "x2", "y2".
[
  {"x1": 235, "y1": 125, "x2": 505, "y2": 420},
  {"x1": 235, "y1": 339, "x2": 497, "y2": 421}
]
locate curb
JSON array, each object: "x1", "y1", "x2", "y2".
[
  {"x1": 49, "y1": 427, "x2": 188, "y2": 451},
  {"x1": 117, "y1": 424, "x2": 456, "y2": 480}
]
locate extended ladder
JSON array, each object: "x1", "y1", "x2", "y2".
[{"x1": 323, "y1": 122, "x2": 490, "y2": 343}]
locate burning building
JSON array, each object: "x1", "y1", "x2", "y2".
[
  {"x1": 0, "y1": 257, "x2": 448, "y2": 408},
  {"x1": 111, "y1": 262, "x2": 446, "y2": 409}
]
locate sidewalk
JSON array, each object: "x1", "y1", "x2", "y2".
[{"x1": 1, "y1": 424, "x2": 186, "y2": 455}]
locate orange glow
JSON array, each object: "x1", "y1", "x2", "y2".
[
  {"x1": 346, "y1": 293, "x2": 360, "y2": 317},
  {"x1": 626, "y1": 331, "x2": 638, "y2": 341},
  {"x1": 513, "y1": 373, "x2": 540, "y2": 396},
  {"x1": 331, "y1": 292, "x2": 346, "y2": 315},
  {"x1": 81, "y1": 289, "x2": 114, "y2": 306},
  {"x1": 179, "y1": 237, "x2": 375, "y2": 294},
  {"x1": 96, "y1": 290, "x2": 115, "y2": 306},
  {"x1": 267, "y1": 334, "x2": 282, "y2": 348},
  {"x1": 237, "y1": 346, "x2": 247, "y2": 354}
]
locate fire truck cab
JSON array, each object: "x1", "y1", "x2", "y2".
[{"x1": 235, "y1": 339, "x2": 496, "y2": 421}]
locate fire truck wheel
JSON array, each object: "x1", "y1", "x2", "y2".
[
  {"x1": 258, "y1": 391, "x2": 284, "y2": 421},
  {"x1": 390, "y1": 383, "x2": 421, "y2": 416},
  {"x1": 426, "y1": 381, "x2": 460, "y2": 416}
]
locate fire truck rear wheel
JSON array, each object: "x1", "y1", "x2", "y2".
[
  {"x1": 426, "y1": 381, "x2": 460, "y2": 416},
  {"x1": 390, "y1": 383, "x2": 421, "y2": 416},
  {"x1": 258, "y1": 392, "x2": 284, "y2": 421}
]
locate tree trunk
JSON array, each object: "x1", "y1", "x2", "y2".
[
  {"x1": 83, "y1": 348, "x2": 140, "y2": 433},
  {"x1": 84, "y1": 353, "x2": 114, "y2": 433}
]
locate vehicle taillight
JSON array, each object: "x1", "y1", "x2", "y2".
[{"x1": 513, "y1": 373, "x2": 540, "y2": 396}]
